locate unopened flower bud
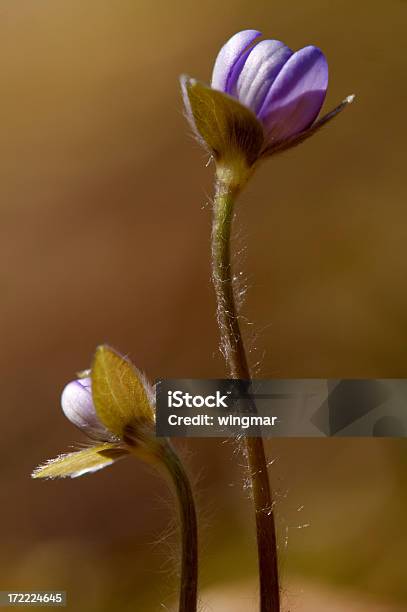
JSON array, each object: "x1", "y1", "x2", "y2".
[
  {"x1": 61, "y1": 377, "x2": 111, "y2": 440},
  {"x1": 211, "y1": 30, "x2": 328, "y2": 147},
  {"x1": 181, "y1": 29, "x2": 353, "y2": 165}
]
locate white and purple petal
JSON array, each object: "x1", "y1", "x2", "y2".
[
  {"x1": 61, "y1": 378, "x2": 111, "y2": 440},
  {"x1": 211, "y1": 29, "x2": 261, "y2": 94},
  {"x1": 235, "y1": 39, "x2": 292, "y2": 114},
  {"x1": 258, "y1": 45, "x2": 328, "y2": 144}
]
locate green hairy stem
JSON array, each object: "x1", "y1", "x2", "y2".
[
  {"x1": 211, "y1": 162, "x2": 280, "y2": 612},
  {"x1": 160, "y1": 443, "x2": 198, "y2": 612}
]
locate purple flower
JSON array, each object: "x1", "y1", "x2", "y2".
[
  {"x1": 211, "y1": 29, "x2": 328, "y2": 147},
  {"x1": 61, "y1": 377, "x2": 111, "y2": 440},
  {"x1": 181, "y1": 29, "x2": 352, "y2": 164}
]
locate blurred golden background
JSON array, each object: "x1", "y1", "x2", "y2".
[{"x1": 1, "y1": 1, "x2": 406, "y2": 610}]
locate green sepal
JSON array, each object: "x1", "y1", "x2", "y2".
[
  {"x1": 181, "y1": 76, "x2": 264, "y2": 167},
  {"x1": 91, "y1": 345, "x2": 154, "y2": 437},
  {"x1": 261, "y1": 95, "x2": 355, "y2": 158},
  {"x1": 32, "y1": 443, "x2": 128, "y2": 479}
]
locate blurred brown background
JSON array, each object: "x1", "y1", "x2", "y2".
[{"x1": 1, "y1": 1, "x2": 406, "y2": 610}]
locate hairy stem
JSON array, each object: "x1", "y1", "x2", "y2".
[
  {"x1": 161, "y1": 443, "x2": 198, "y2": 612},
  {"x1": 211, "y1": 164, "x2": 280, "y2": 612}
]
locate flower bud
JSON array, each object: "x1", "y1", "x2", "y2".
[
  {"x1": 61, "y1": 377, "x2": 111, "y2": 440},
  {"x1": 181, "y1": 29, "x2": 353, "y2": 163},
  {"x1": 211, "y1": 30, "x2": 329, "y2": 147}
]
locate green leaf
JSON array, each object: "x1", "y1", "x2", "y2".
[
  {"x1": 91, "y1": 345, "x2": 154, "y2": 437},
  {"x1": 32, "y1": 443, "x2": 127, "y2": 479},
  {"x1": 181, "y1": 76, "x2": 264, "y2": 167}
]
